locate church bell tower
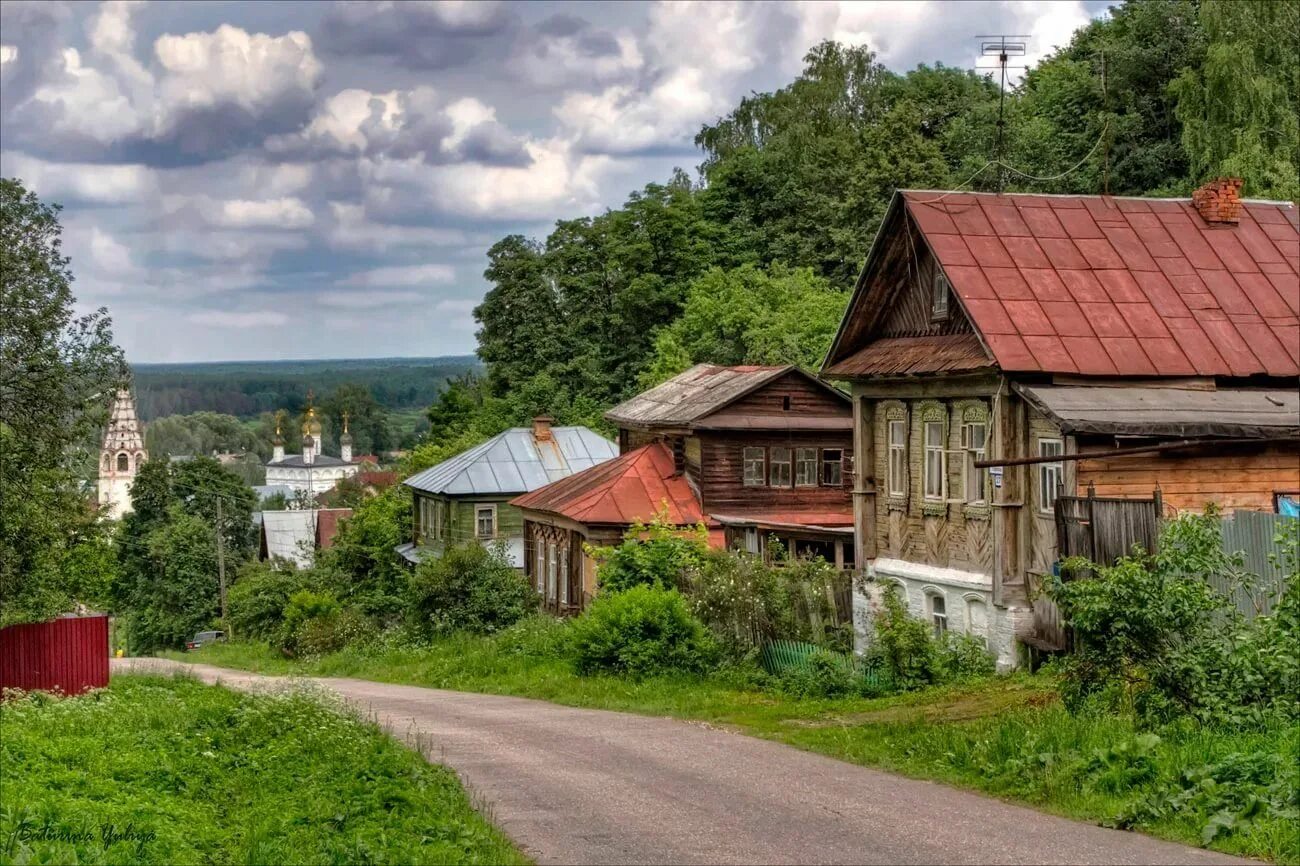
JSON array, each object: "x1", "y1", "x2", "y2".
[{"x1": 98, "y1": 388, "x2": 147, "y2": 520}]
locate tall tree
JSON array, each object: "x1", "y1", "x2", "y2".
[
  {"x1": 0, "y1": 177, "x2": 126, "y2": 626},
  {"x1": 1172, "y1": 0, "x2": 1300, "y2": 199}
]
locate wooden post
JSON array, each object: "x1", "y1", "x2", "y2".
[
  {"x1": 853, "y1": 393, "x2": 877, "y2": 570},
  {"x1": 992, "y1": 390, "x2": 1025, "y2": 607}
]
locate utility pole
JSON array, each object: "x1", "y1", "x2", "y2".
[{"x1": 216, "y1": 496, "x2": 227, "y2": 631}]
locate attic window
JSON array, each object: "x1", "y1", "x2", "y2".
[
  {"x1": 782, "y1": 395, "x2": 791, "y2": 411},
  {"x1": 932, "y1": 271, "x2": 950, "y2": 320}
]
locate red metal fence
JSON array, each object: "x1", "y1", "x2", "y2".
[{"x1": 0, "y1": 615, "x2": 109, "y2": 696}]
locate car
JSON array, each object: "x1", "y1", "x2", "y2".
[{"x1": 186, "y1": 630, "x2": 226, "y2": 650}]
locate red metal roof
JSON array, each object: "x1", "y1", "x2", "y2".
[
  {"x1": 902, "y1": 191, "x2": 1300, "y2": 378},
  {"x1": 314, "y1": 508, "x2": 352, "y2": 549},
  {"x1": 511, "y1": 442, "x2": 708, "y2": 527}
]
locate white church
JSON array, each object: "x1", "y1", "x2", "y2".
[
  {"x1": 264, "y1": 404, "x2": 361, "y2": 497},
  {"x1": 98, "y1": 388, "x2": 147, "y2": 520}
]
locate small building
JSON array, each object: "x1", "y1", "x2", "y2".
[
  {"x1": 258, "y1": 507, "x2": 353, "y2": 568},
  {"x1": 264, "y1": 405, "x2": 361, "y2": 497},
  {"x1": 821, "y1": 180, "x2": 1300, "y2": 667},
  {"x1": 513, "y1": 364, "x2": 856, "y2": 613},
  {"x1": 98, "y1": 388, "x2": 147, "y2": 520},
  {"x1": 397, "y1": 417, "x2": 618, "y2": 569}
]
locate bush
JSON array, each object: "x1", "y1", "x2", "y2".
[
  {"x1": 227, "y1": 561, "x2": 314, "y2": 641},
  {"x1": 494, "y1": 615, "x2": 574, "y2": 660},
  {"x1": 869, "y1": 584, "x2": 943, "y2": 689},
  {"x1": 775, "y1": 649, "x2": 856, "y2": 698},
  {"x1": 591, "y1": 513, "x2": 709, "y2": 594},
  {"x1": 293, "y1": 608, "x2": 377, "y2": 657},
  {"x1": 940, "y1": 632, "x2": 998, "y2": 681},
  {"x1": 1050, "y1": 510, "x2": 1300, "y2": 724},
  {"x1": 407, "y1": 542, "x2": 535, "y2": 636},
  {"x1": 569, "y1": 585, "x2": 718, "y2": 678}
]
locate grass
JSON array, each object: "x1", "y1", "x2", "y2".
[
  {"x1": 167, "y1": 623, "x2": 1300, "y2": 864},
  {"x1": 0, "y1": 674, "x2": 526, "y2": 866}
]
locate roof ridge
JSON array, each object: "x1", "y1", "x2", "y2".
[{"x1": 899, "y1": 188, "x2": 1296, "y2": 207}]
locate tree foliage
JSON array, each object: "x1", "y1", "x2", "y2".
[{"x1": 1, "y1": 178, "x2": 126, "y2": 625}]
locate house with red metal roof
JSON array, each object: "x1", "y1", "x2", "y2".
[
  {"x1": 512, "y1": 364, "x2": 855, "y2": 613},
  {"x1": 821, "y1": 179, "x2": 1299, "y2": 667}
]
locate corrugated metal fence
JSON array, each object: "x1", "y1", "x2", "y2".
[
  {"x1": 1215, "y1": 511, "x2": 1298, "y2": 618},
  {"x1": 0, "y1": 615, "x2": 109, "y2": 696}
]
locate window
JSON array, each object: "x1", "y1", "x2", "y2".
[
  {"x1": 822, "y1": 449, "x2": 843, "y2": 487},
  {"x1": 1038, "y1": 439, "x2": 1064, "y2": 513},
  {"x1": 962, "y1": 422, "x2": 988, "y2": 504},
  {"x1": 923, "y1": 421, "x2": 946, "y2": 500},
  {"x1": 932, "y1": 271, "x2": 950, "y2": 319},
  {"x1": 770, "y1": 446, "x2": 792, "y2": 487},
  {"x1": 475, "y1": 504, "x2": 496, "y2": 539},
  {"x1": 116, "y1": 452, "x2": 129, "y2": 472},
  {"x1": 795, "y1": 448, "x2": 818, "y2": 487},
  {"x1": 546, "y1": 542, "x2": 558, "y2": 604},
  {"x1": 964, "y1": 598, "x2": 988, "y2": 647},
  {"x1": 887, "y1": 420, "x2": 907, "y2": 497},
  {"x1": 102, "y1": 454, "x2": 110, "y2": 472},
  {"x1": 782, "y1": 395, "x2": 792, "y2": 411},
  {"x1": 434, "y1": 500, "x2": 444, "y2": 539},
  {"x1": 559, "y1": 545, "x2": 570, "y2": 606},
  {"x1": 929, "y1": 593, "x2": 947, "y2": 638},
  {"x1": 743, "y1": 447, "x2": 766, "y2": 486},
  {"x1": 534, "y1": 539, "x2": 545, "y2": 593}
]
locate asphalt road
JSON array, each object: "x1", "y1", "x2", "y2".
[{"x1": 113, "y1": 658, "x2": 1249, "y2": 865}]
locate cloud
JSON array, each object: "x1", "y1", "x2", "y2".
[
  {"x1": 5, "y1": 3, "x2": 322, "y2": 165},
  {"x1": 187, "y1": 310, "x2": 289, "y2": 328},
  {"x1": 265, "y1": 86, "x2": 529, "y2": 166},
  {"x1": 337, "y1": 264, "x2": 455, "y2": 287},
  {"x1": 510, "y1": 14, "x2": 643, "y2": 88},
  {"x1": 316, "y1": 289, "x2": 423, "y2": 308},
  {"x1": 324, "y1": 202, "x2": 476, "y2": 251},
  {"x1": 0, "y1": 151, "x2": 159, "y2": 204},
  {"x1": 318, "y1": 0, "x2": 515, "y2": 69}
]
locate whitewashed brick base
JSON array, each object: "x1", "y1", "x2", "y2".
[{"x1": 853, "y1": 559, "x2": 1027, "y2": 671}]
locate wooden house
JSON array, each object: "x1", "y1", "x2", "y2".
[
  {"x1": 821, "y1": 181, "x2": 1300, "y2": 667},
  {"x1": 397, "y1": 417, "x2": 617, "y2": 569},
  {"x1": 512, "y1": 365, "x2": 855, "y2": 613}
]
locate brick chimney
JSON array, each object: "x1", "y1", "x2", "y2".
[
  {"x1": 532, "y1": 415, "x2": 554, "y2": 442},
  {"x1": 1192, "y1": 177, "x2": 1244, "y2": 225}
]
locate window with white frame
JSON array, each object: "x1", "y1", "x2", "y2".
[
  {"x1": 770, "y1": 446, "x2": 792, "y2": 487},
  {"x1": 795, "y1": 448, "x2": 818, "y2": 487},
  {"x1": 887, "y1": 420, "x2": 907, "y2": 497},
  {"x1": 1038, "y1": 439, "x2": 1064, "y2": 513},
  {"x1": 923, "y1": 420, "x2": 946, "y2": 500},
  {"x1": 743, "y1": 447, "x2": 766, "y2": 486},
  {"x1": 822, "y1": 449, "x2": 843, "y2": 487},
  {"x1": 534, "y1": 539, "x2": 545, "y2": 593},
  {"x1": 559, "y1": 545, "x2": 570, "y2": 606},
  {"x1": 964, "y1": 597, "x2": 988, "y2": 647},
  {"x1": 929, "y1": 593, "x2": 947, "y2": 638},
  {"x1": 475, "y1": 504, "x2": 496, "y2": 538},
  {"x1": 932, "y1": 271, "x2": 950, "y2": 319},
  {"x1": 546, "y1": 542, "x2": 558, "y2": 604},
  {"x1": 962, "y1": 421, "x2": 988, "y2": 504}
]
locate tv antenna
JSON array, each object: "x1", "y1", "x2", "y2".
[{"x1": 976, "y1": 35, "x2": 1028, "y2": 193}]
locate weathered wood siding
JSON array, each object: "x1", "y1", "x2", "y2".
[
  {"x1": 1077, "y1": 445, "x2": 1300, "y2": 512},
  {"x1": 877, "y1": 229, "x2": 975, "y2": 339},
  {"x1": 698, "y1": 432, "x2": 853, "y2": 514},
  {"x1": 413, "y1": 490, "x2": 524, "y2": 546},
  {"x1": 722, "y1": 371, "x2": 849, "y2": 416}
]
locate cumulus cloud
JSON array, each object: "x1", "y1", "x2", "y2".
[
  {"x1": 5, "y1": 2, "x2": 322, "y2": 165},
  {"x1": 510, "y1": 14, "x2": 643, "y2": 88},
  {"x1": 318, "y1": 0, "x2": 515, "y2": 69},
  {"x1": 0, "y1": 151, "x2": 159, "y2": 205}
]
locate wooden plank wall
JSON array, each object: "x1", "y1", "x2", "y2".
[
  {"x1": 699, "y1": 432, "x2": 853, "y2": 513},
  {"x1": 1077, "y1": 444, "x2": 1300, "y2": 512},
  {"x1": 723, "y1": 372, "x2": 849, "y2": 416}
]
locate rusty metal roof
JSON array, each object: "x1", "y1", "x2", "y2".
[
  {"x1": 823, "y1": 334, "x2": 992, "y2": 377},
  {"x1": 901, "y1": 191, "x2": 1299, "y2": 377},
  {"x1": 403, "y1": 426, "x2": 617, "y2": 496},
  {"x1": 711, "y1": 510, "x2": 854, "y2": 534},
  {"x1": 511, "y1": 442, "x2": 707, "y2": 527},
  {"x1": 605, "y1": 364, "x2": 843, "y2": 428}
]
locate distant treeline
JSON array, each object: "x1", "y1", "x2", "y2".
[{"x1": 132, "y1": 356, "x2": 480, "y2": 420}]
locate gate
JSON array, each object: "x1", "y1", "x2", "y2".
[{"x1": 1030, "y1": 486, "x2": 1162, "y2": 651}]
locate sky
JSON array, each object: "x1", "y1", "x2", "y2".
[{"x1": 1, "y1": 0, "x2": 1108, "y2": 363}]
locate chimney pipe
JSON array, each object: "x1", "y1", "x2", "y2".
[
  {"x1": 1192, "y1": 177, "x2": 1243, "y2": 225},
  {"x1": 532, "y1": 415, "x2": 554, "y2": 442}
]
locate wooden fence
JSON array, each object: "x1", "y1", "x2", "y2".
[{"x1": 1214, "y1": 510, "x2": 1297, "y2": 618}]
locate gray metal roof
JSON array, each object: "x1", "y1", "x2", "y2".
[
  {"x1": 605, "y1": 364, "x2": 796, "y2": 427},
  {"x1": 402, "y1": 426, "x2": 618, "y2": 496},
  {"x1": 1017, "y1": 384, "x2": 1300, "y2": 439},
  {"x1": 267, "y1": 454, "x2": 350, "y2": 467}
]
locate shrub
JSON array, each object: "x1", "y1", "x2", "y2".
[
  {"x1": 569, "y1": 585, "x2": 718, "y2": 677},
  {"x1": 775, "y1": 649, "x2": 857, "y2": 698},
  {"x1": 495, "y1": 615, "x2": 574, "y2": 660},
  {"x1": 591, "y1": 512, "x2": 708, "y2": 594},
  {"x1": 407, "y1": 542, "x2": 535, "y2": 636},
  {"x1": 939, "y1": 632, "x2": 997, "y2": 681},
  {"x1": 293, "y1": 608, "x2": 376, "y2": 657},
  {"x1": 227, "y1": 561, "x2": 314, "y2": 642},
  {"x1": 870, "y1": 584, "x2": 943, "y2": 689}
]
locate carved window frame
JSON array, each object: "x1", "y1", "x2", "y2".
[
  {"x1": 917, "y1": 401, "x2": 948, "y2": 516},
  {"x1": 882, "y1": 402, "x2": 909, "y2": 509},
  {"x1": 955, "y1": 400, "x2": 992, "y2": 519}
]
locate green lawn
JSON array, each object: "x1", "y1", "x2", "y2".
[
  {"x1": 0, "y1": 675, "x2": 525, "y2": 866},
  {"x1": 169, "y1": 630, "x2": 1299, "y2": 864}
]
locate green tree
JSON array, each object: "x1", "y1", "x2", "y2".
[
  {"x1": 320, "y1": 383, "x2": 391, "y2": 455},
  {"x1": 1, "y1": 177, "x2": 126, "y2": 626},
  {"x1": 316, "y1": 486, "x2": 409, "y2": 622},
  {"x1": 1172, "y1": 0, "x2": 1300, "y2": 199}
]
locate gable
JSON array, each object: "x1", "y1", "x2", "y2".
[{"x1": 707, "y1": 369, "x2": 850, "y2": 418}]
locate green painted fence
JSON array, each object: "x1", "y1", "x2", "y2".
[{"x1": 759, "y1": 639, "x2": 892, "y2": 691}]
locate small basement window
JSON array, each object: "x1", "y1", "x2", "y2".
[
  {"x1": 929, "y1": 593, "x2": 947, "y2": 638},
  {"x1": 932, "y1": 271, "x2": 950, "y2": 320}
]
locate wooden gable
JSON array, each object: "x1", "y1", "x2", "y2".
[{"x1": 704, "y1": 369, "x2": 850, "y2": 421}]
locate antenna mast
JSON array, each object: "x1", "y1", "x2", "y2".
[{"x1": 977, "y1": 36, "x2": 1027, "y2": 193}]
